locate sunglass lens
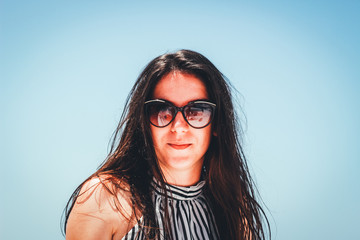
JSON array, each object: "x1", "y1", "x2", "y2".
[
  {"x1": 147, "y1": 102, "x2": 175, "y2": 127},
  {"x1": 184, "y1": 103, "x2": 213, "y2": 128}
]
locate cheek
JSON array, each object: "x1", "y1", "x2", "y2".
[
  {"x1": 150, "y1": 126, "x2": 163, "y2": 146},
  {"x1": 199, "y1": 128, "x2": 212, "y2": 148}
]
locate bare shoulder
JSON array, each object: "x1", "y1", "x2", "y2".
[{"x1": 66, "y1": 175, "x2": 139, "y2": 240}]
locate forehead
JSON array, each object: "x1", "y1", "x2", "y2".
[{"x1": 152, "y1": 72, "x2": 209, "y2": 106}]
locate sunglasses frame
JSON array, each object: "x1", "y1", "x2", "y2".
[{"x1": 144, "y1": 99, "x2": 216, "y2": 129}]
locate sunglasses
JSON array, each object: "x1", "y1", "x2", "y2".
[{"x1": 144, "y1": 99, "x2": 216, "y2": 129}]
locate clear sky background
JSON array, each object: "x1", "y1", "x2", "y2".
[{"x1": 1, "y1": 1, "x2": 359, "y2": 239}]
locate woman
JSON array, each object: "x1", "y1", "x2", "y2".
[{"x1": 64, "y1": 49, "x2": 270, "y2": 239}]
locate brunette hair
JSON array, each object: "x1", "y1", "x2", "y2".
[{"x1": 63, "y1": 49, "x2": 270, "y2": 239}]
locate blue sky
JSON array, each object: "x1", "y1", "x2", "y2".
[{"x1": 1, "y1": 1, "x2": 359, "y2": 239}]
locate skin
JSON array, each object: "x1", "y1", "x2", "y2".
[
  {"x1": 66, "y1": 177, "x2": 138, "y2": 240},
  {"x1": 66, "y1": 71, "x2": 213, "y2": 239},
  {"x1": 150, "y1": 71, "x2": 213, "y2": 186}
]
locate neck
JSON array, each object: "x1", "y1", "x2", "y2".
[{"x1": 159, "y1": 164, "x2": 203, "y2": 187}]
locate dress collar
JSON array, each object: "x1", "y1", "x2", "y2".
[{"x1": 151, "y1": 177, "x2": 205, "y2": 201}]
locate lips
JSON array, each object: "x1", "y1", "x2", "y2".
[{"x1": 168, "y1": 143, "x2": 192, "y2": 150}]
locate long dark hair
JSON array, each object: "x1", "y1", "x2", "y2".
[{"x1": 63, "y1": 49, "x2": 270, "y2": 239}]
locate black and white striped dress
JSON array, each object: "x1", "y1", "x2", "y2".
[{"x1": 122, "y1": 179, "x2": 219, "y2": 240}]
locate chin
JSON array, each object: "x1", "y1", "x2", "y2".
[{"x1": 167, "y1": 157, "x2": 202, "y2": 169}]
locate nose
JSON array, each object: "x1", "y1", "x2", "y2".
[{"x1": 170, "y1": 111, "x2": 189, "y2": 132}]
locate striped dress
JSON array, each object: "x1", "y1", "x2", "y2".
[{"x1": 122, "y1": 179, "x2": 219, "y2": 240}]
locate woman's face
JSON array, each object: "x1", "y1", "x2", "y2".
[{"x1": 149, "y1": 72, "x2": 213, "y2": 183}]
